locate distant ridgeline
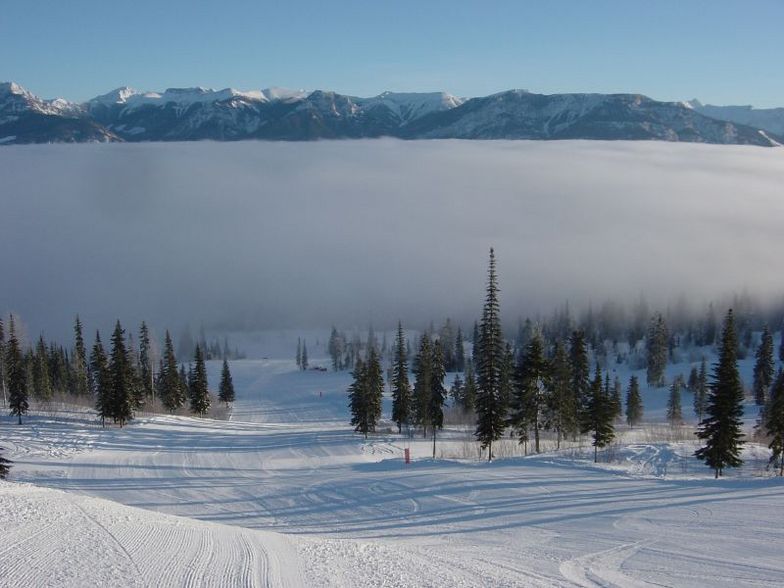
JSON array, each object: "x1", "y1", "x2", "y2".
[{"x1": 1, "y1": 81, "x2": 781, "y2": 146}]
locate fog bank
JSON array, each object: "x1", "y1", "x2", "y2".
[{"x1": 1, "y1": 139, "x2": 783, "y2": 341}]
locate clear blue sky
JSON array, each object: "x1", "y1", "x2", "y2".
[{"x1": 2, "y1": 0, "x2": 783, "y2": 106}]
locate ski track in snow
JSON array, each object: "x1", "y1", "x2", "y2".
[{"x1": 2, "y1": 355, "x2": 784, "y2": 586}]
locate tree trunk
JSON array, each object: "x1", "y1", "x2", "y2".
[
  {"x1": 594, "y1": 444, "x2": 598, "y2": 463},
  {"x1": 432, "y1": 428, "x2": 437, "y2": 459},
  {"x1": 488, "y1": 439, "x2": 493, "y2": 462},
  {"x1": 535, "y1": 427, "x2": 540, "y2": 454}
]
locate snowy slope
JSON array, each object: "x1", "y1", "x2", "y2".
[
  {"x1": 0, "y1": 481, "x2": 301, "y2": 588},
  {"x1": 4, "y1": 345, "x2": 784, "y2": 587}
]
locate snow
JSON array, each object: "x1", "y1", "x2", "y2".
[
  {"x1": 3, "y1": 338, "x2": 784, "y2": 586},
  {"x1": 360, "y1": 91, "x2": 465, "y2": 124},
  {"x1": 0, "y1": 481, "x2": 301, "y2": 587}
]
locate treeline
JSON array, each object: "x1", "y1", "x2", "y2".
[
  {"x1": 0, "y1": 315, "x2": 236, "y2": 428},
  {"x1": 348, "y1": 249, "x2": 784, "y2": 476},
  {"x1": 177, "y1": 324, "x2": 246, "y2": 361},
  {"x1": 328, "y1": 321, "x2": 467, "y2": 373}
]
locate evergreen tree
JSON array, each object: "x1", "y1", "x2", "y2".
[
  {"x1": 347, "y1": 347, "x2": 384, "y2": 438},
  {"x1": 72, "y1": 315, "x2": 89, "y2": 396},
  {"x1": 348, "y1": 359, "x2": 368, "y2": 436},
  {"x1": 667, "y1": 378, "x2": 684, "y2": 425},
  {"x1": 413, "y1": 335, "x2": 433, "y2": 437},
  {"x1": 611, "y1": 375, "x2": 623, "y2": 419},
  {"x1": 160, "y1": 331, "x2": 186, "y2": 413},
  {"x1": 301, "y1": 340, "x2": 308, "y2": 370},
  {"x1": 189, "y1": 345, "x2": 211, "y2": 416},
  {"x1": 625, "y1": 375, "x2": 643, "y2": 427},
  {"x1": 646, "y1": 313, "x2": 669, "y2": 387},
  {"x1": 6, "y1": 318, "x2": 28, "y2": 425},
  {"x1": 390, "y1": 322, "x2": 412, "y2": 434},
  {"x1": 548, "y1": 341, "x2": 577, "y2": 447},
  {"x1": 218, "y1": 358, "x2": 235, "y2": 405},
  {"x1": 474, "y1": 248, "x2": 507, "y2": 461},
  {"x1": 780, "y1": 326, "x2": 784, "y2": 363},
  {"x1": 89, "y1": 332, "x2": 111, "y2": 427},
  {"x1": 693, "y1": 357, "x2": 708, "y2": 421},
  {"x1": 753, "y1": 325, "x2": 774, "y2": 406},
  {"x1": 33, "y1": 335, "x2": 52, "y2": 401},
  {"x1": 450, "y1": 374, "x2": 464, "y2": 407},
  {"x1": 296, "y1": 338, "x2": 302, "y2": 370},
  {"x1": 429, "y1": 340, "x2": 447, "y2": 457},
  {"x1": 108, "y1": 321, "x2": 134, "y2": 427},
  {"x1": 583, "y1": 363, "x2": 615, "y2": 462},
  {"x1": 509, "y1": 333, "x2": 549, "y2": 454},
  {"x1": 0, "y1": 446, "x2": 11, "y2": 479},
  {"x1": 764, "y1": 369, "x2": 784, "y2": 476},
  {"x1": 695, "y1": 310, "x2": 745, "y2": 478},
  {"x1": 687, "y1": 366, "x2": 699, "y2": 393},
  {"x1": 178, "y1": 364, "x2": 188, "y2": 397},
  {"x1": 328, "y1": 327, "x2": 343, "y2": 371},
  {"x1": 0, "y1": 318, "x2": 6, "y2": 409},
  {"x1": 365, "y1": 346, "x2": 383, "y2": 428},
  {"x1": 139, "y1": 321, "x2": 154, "y2": 402},
  {"x1": 569, "y1": 330, "x2": 590, "y2": 434},
  {"x1": 455, "y1": 326, "x2": 465, "y2": 372},
  {"x1": 462, "y1": 360, "x2": 477, "y2": 412}
]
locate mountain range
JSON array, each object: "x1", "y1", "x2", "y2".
[{"x1": 1, "y1": 81, "x2": 781, "y2": 147}]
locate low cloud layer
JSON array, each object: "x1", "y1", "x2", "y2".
[{"x1": 1, "y1": 139, "x2": 783, "y2": 341}]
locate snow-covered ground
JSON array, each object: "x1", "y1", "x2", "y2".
[{"x1": 2, "y1": 343, "x2": 784, "y2": 587}]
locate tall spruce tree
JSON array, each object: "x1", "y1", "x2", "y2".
[
  {"x1": 348, "y1": 359, "x2": 369, "y2": 437},
  {"x1": 583, "y1": 363, "x2": 615, "y2": 462},
  {"x1": 413, "y1": 335, "x2": 433, "y2": 437},
  {"x1": 429, "y1": 340, "x2": 447, "y2": 458},
  {"x1": 72, "y1": 316, "x2": 89, "y2": 396},
  {"x1": 364, "y1": 347, "x2": 384, "y2": 432},
  {"x1": 218, "y1": 358, "x2": 235, "y2": 405},
  {"x1": 6, "y1": 317, "x2": 28, "y2": 425},
  {"x1": 695, "y1": 310, "x2": 745, "y2": 478},
  {"x1": 301, "y1": 340, "x2": 308, "y2": 370},
  {"x1": 509, "y1": 333, "x2": 549, "y2": 454},
  {"x1": 296, "y1": 338, "x2": 302, "y2": 369},
  {"x1": 548, "y1": 341, "x2": 577, "y2": 447},
  {"x1": 109, "y1": 321, "x2": 134, "y2": 427},
  {"x1": 160, "y1": 331, "x2": 186, "y2": 413},
  {"x1": 569, "y1": 330, "x2": 590, "y2": 435},
  {"x1": 189, "y1": 345, "x2": 211, "y2": 417},
  {"x1": 764, "y1": 369, "x2": 784, "y2": 476},
  {"x1": 646, "y1": 313, "x2": 669, "y2": 387},
  {"x1": 139, "y1": 322, "x2": 154, "y2": 402},
  {"x1": 753, "y1": 325, "x2": 774, "y2": 406},
  {"x1": 625, "y1": 375, "x2": 643, "y2": 427},
  {"x1": 33, "y1": 335, "x2": 52, "y2": 401},
  {"x1": 390, "y1": 322, "x2": 412, "y2": 434},
  {"x1": 89, "y1": 332, "x2": 110, "y2": 427},
  {"x1": 667, "y1": 378, "x2": 684, "y2": 425},
  {"x1": 455, "y1": 326, "x2": 465, "y2": 372},
  {"x1": 611, "y1": 375, "x2": 623, "y2": 419},
  {"x1": 475, "y1": 248, "x2": 506, "y2": 461},
  {"x1": 0, "y1": 318, "x2": 6, "y2": 408}
]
